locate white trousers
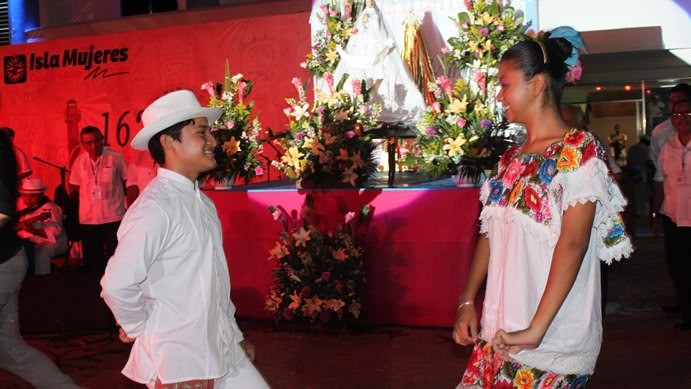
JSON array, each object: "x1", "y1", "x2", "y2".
[{"x1": 145, "y1": 360, "x2": 270, "y2": 389}]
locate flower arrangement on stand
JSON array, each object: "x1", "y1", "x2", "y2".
[
  {"x1": 303, "y1": 1, "x2": 363, "y2": 78},
  {"x1": 414, "y1": 0, "x2": 528, "y2": 181},
  {"x1": 265, "y1": 197, "x2": 372, "y2": 330},
  {"x1": 201, "y1": 61, "x2": 263, "y2": 186},
  {"x1": 271, "y1": 74, "x2": 381, "y2": 188},
  {"x1": 415, "y1": 76, "x2": 500, "y2": 178}
]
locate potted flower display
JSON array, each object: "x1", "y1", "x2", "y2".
[
  {"x1": 265, "y1": 196, "x2": 372, "y2": 330},
  {"x1": 201, "y1": 61, "x2": 263, "y2": 188},
  {"x1": 415, "y1": 0, "x2": 529, "y2": 182},
  {"x1": 271, "y1": 74, "x2": 381, "y2": 188}
]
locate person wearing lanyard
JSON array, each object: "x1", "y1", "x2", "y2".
[
  {"x1": 69, "y1": 126, "x2": 127, "y2": 275},
  {"x1": 652, "y1": 99, "x2": 691, "y2": 330}
]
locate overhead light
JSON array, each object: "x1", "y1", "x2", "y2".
[
  {"x1": 624, "y1": 85, "x2": 632, "y2": 91},
  {"x1": 595, "y1": 86, "x2": 603, "y2": 91}
]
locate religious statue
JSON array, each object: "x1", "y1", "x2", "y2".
[{"x1": 333, "y1": 0, "x2": 426, "y2": 124}]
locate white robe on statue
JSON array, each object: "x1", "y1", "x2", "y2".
[{"x1": 333, "y1": 5, "x2": 426, "y2": 124}]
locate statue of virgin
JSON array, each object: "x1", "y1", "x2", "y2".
[{"x1": 333, "y1": 0, "x2": 426, "y2": 124}]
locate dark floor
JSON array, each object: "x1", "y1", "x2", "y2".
[{"x1": 2, "y1": 232, "x2": 690, "y2": 388}]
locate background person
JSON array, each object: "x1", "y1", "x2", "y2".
[
  {"x1": 649, "y1": 82, "x2": 690, "y2": 314},
  {"x1": 69, "y1": 126, "x2": 127, "y2": 274},
  {"x1": 452, "y1": 27, "x2": 632, "y2": 387},
  {"x1": 0, "y1": 130, "x2": 83, "y2": 388},
  {"x1": 651, "y1": 83, "x2": 691, "y2": 169},
  {"x1": 608, "y1": 123, "x2": 628, "y2": 166},
  {"x1": 651, "y1": 99, "x2": 691, "y2": 330},
  {"x1": 16, "y1": 178, "x2": 68, "y2": 275},
  {"x1": 101, "y1": 90, "x2": 269, "y2": 388},
  {"x1": 627, "y1": 135, "x2": 654, "y2": 217}
]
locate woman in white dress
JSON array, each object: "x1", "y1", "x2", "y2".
[{"x1": 452, "y1": 27, "x2": 633, "y2": 387}]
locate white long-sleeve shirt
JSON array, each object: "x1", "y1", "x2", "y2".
[{"x1": 101, "y1": 168, "x2": 246, "y2": 385}]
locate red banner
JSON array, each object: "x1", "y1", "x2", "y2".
[{"x1": 1, "y1": 12, "x2": 311, "y2": 192}]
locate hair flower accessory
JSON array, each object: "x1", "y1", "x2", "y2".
[
  {"x1": 565, "y1": 60, "x2": 583, "y2": 83},
  {"x1": 549, "y1": 26, "x2": 586, "y2": 67}
]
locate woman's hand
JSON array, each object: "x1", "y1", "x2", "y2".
[
  {"x1": 452, "y1": 303, "x2": 478, "y2": 346},
  {"x1": 118, "y1": 327, "x2": 135, "y2": 343},
  {"x1": 240, "y1": 339, "x2": 256, "y2": 362},
  {"x1": 492, "y1": 326, "x2": 545, "y2": 361}
]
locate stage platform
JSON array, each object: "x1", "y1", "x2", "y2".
[{"x1": 206, "y1": 173, "x2": 481, "y2": 327}]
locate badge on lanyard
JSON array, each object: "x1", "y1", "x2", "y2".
[{"x1": 92, "y1": 184, "x2": 102, "y2": 199}]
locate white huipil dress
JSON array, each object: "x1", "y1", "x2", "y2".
[{"x1": 478, "y1": 130, "x2": 633, "y2": 375}]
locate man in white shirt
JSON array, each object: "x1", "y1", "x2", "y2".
[
  {"x1": 69, "y1": 126, "x2": 127, "y2": 274},
  {"x1": 651, "y1": 99, "x2": 691, "y2": 330},
  {"x1": 651, "y1": 83, "x2": 691, "y2": 169},
  {"x1": 650, "y1": 83, "x2": 690, "y2": 314},
  {"x1": 101, "y1": 90, "x2": 269, "y2": 388}
]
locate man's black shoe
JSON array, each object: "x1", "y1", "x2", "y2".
[
  {"x1": 662, "y1": 305, "x2": 681, "y2": 313},
  {"x1": 674, "y1": 321, "x2": 691, "y2": 331}
]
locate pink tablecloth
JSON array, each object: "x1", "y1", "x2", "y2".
[{"x1": 207, "y1": 187, "x2": 480, "y2": 327}]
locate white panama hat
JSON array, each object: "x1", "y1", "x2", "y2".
[
  {"x1": 131, "y1": 90, "x2": 222, "y2": 150},
  {"x1": 19, "y1": 178, "x2": 47, "y2": 194}
]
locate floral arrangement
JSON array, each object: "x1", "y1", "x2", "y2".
[
  {"x1": 445, "y1": 0, "x2": 529, "y2": 84},
  {"x1": 414, "y1": 0, "x2": 527, "y2": 180},
  {"x1": 271, "y1": 74, "x2": 381, "y2": 188},
  {"x1": 201, "y1": 61, "x2": 263, "y2": 184},
  {"x1": 415, "y1": 76, "x2": 510, "y2": 178},
  {"x1": 303, "y1": 1, "x2": 363, "y2": 78},
  {"x1": 265, "y1": 198, "x2": 371, "y2": 328}
]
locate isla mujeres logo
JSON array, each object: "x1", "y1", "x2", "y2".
[
  {"x1": 4, "y1": 55, "x2": 27, "y2": 84},
  {"x1": 3, "y1": 45, "x2": 130, "y2": 84}
]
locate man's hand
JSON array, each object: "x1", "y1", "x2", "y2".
[{"x1": 239, "y1": 339, "x2": 256, "y2": 362}]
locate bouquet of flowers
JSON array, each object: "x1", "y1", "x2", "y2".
[
  {"x1": 414, "y1": 0, "x2": 527, "y2": 180},
  {"x1": 303, "y1": 1, "x2": 363, "y2": 78},
  {"x1": 415, "y1": 76, "x2": 499, "y2": 178},
  {"x1": 271, "y1": 74, "x2": 381, "y2": 188},
  {"x1": 265, "y1": 197, "x2": 371, "y2": 328},
  {"x1": 445, "y1": 0, "x2": 528, "y2": 77},
  {"x1": 201, "y1": 61, "x2": 263, "y2": 184}
]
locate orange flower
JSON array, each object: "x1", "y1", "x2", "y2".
[
  {"x1": 513, "y1": 368, "x2": 535, "y2": 389},
  {"x1": 288, "y1": 290, "x2": 302, "y2": 311},
  {"x1": 509, "y1": 180, "x2": 524, "y2": 206},
  {"x1": 556, "y1": 146, "x2": 581, "y2": 172}
]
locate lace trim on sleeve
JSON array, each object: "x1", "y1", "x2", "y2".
[{"x1": 550, "y1": 158, "x2": 634, "y2": 264}]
